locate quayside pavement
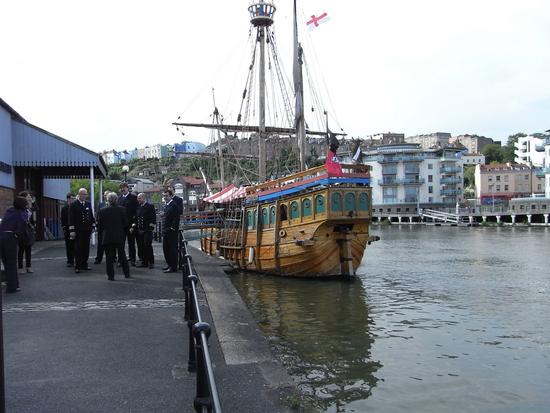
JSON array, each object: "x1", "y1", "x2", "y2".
[{"x1": 2, "y1": 241, "x2": 295, "y2": 413}]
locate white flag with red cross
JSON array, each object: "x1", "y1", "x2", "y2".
[{"x1": 306, "y1": 12, "x2": 330, "y2": 31}]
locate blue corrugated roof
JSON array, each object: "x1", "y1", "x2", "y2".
[{"x1": 11, "y1": 120, "x2": 107, "y2": 177}]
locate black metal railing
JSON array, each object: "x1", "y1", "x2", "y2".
[{"x1": 180, "y1": 232, "x2": 222, "y2": 413}]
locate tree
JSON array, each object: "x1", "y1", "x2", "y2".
[
  {"x1": 463, "y1": 165, "x2": 475, "y2": 188},
  {"x1": 481, "y1": 144, "x2": 504, "y2": 164}
]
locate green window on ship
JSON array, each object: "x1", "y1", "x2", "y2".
[
  {"x1": 345, "y1": 192, "x2": 356, "y2": 212},
  {"x1": 315, "y1": 195, "x2": 325, "y2": 214},
  {"x1": 359, "y1": 192, "x2": 369, "y2": 211},
  {"x1": 290, "y1": 201, "x2": 300, "y2": 219},
  {"x1": 302, "y1": 198, "x2": 312, "y2": 217},
  {"x1": 331, "y1": 192, "x2": 342, "y2": 212}
]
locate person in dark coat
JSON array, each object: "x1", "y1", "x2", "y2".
[
  {"x1": 166, "y1": 184, "x2": 183, "y2": 269},
  {"x1": 167, "y1": 185, "x2": 184, "y2": 215},
  {"x1": 17, "y1": 191, "x2": 36, "y2": 274},
  {"x1": 60, "y1": 193, "x2": 75, "y2": 267},
  {"x1": 118, "y1": 183, "x2": 138, "y2": 266},
  {"x1": 132, "y1": 193, "x2": 156, "y2": 269},
  {"x1": 0, "y1": 197, "x2": 29, "y2": 293},
  {"x1": 162, "y1": 189, "x2": 180, "y2": 273},
  {"x1": 94, "y1": 190, "x2": 110, "y2": 264},
  {"x1": 68, "y1": 188, "x2": 95, "y2": 273},
  {"x1": 97, "y1": 192, "x2": 130, "y2": 280}
]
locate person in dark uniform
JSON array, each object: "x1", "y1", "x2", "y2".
[
  {"x1": 97, "y1": 192, "x2": 130, "y2": 280},
  {"x1": 118, "y1": 183, "x2": 138, "y2": 266},
  {"x1": 68, "y1": 188, "x2": 95, "y2": 273},
  {"x1": 132, "y1": 193, "x2": 156, "y2": 269},
  {"x1": 0, "y1": 197, "x2": 28, "y2": 293},
  {"x1": 60, "y1": 193, "x2": 75, "y2": 267},
  {"x1": 94, "y1": 190, "x2": 110, "y2": 264},
  {"x1": 167, "y1": 184, "x2": 184, "y2": 215},
  {"x1": 166, "y1": 184, "x2": 183, "y2": 268},
  {"x1": 162, "y1": 189, "x2": 179, "y2": 273}
]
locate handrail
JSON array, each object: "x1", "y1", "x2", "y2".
[{"x1": 180, "y1": 232, "x2": 222, "y2": 413}]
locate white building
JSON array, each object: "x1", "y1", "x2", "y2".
[
  {"x1": 514, "y1": 135, "x2": 546, "y2": 167},
  {"x1": 360, "y1": 143, "x2": 464, "y2": 213},
  {"x1": 542, "y1": 137, "x2": 550, "y2": 198}
]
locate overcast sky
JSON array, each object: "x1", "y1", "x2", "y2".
[{"x1": 1, "y1": 0, "x2": 549, "y2": 153}]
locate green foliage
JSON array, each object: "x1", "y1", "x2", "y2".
[
  {"x1": 463, "y1": 165, "x2": 475, "y2": 188},
  {"x1": 482, "y1": 144, "x2": 504, "y2": 164},
  {"x1": 507, "y1": 133, "x2": 527, "y2": 146},
  {"x1": 70, "y1": 179, "x2": 121, "y2": 207}
]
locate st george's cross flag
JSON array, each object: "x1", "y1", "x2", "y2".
[{"x1": 307, "y1": 12, "x2": 330, "y2": 30}]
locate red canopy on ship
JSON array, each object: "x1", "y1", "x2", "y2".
[{"x1": 203, "y1": 184, "x2": 246, "y2": 203}]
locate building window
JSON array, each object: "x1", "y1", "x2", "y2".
[
  {"x1": 525, "y1": 175, "x2": 529, "y2": 180},
  {"x1": 496, "y1": 175, "x2": 501, "y2": 181},
  {"x1": 428, "y1": 197, "x2": 433, "y2": 202},
  {"x1": 496, "y1": 185, "x2": 500, "y2": 191},
  {"x1": 488, "y1": 177, "x2": 493, "y2": 182},
  {"x1": 532, "y1": 205, "x2": 537, "y2": 210},
  {"x1": 504, "y1": 175, "x2": 509, "y2": 182},
  {"x1": 429, "y1": 186, "x2": 433, "y2": 194},
  {"x1": 428, "y1": 164, "x2": 433, "y2": 170},
  {"x1": 428, "y1": 175, "x2": 433, "y2": 182},
  {"x1": 504, "y1": 185, "x2": 509, "y2": 191},
  {"x1": 543, "y1": 205, "x2": 547, "y2": 210}
]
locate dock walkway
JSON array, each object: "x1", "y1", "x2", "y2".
[{"x1": 2, "y1": 241, "x2": 293, "y2": 412}]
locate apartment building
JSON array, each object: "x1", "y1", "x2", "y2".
[
  {"x1": 514, "y1": 135, "x2": 546, "y2": 167},
  {"x1": 474, "y1": 163, "x2": 545, "y2": 205},
  {"x1": 404, "y1": 132, "x2": 451, "y2": 149},
  {"x1": 361, "y1": 143, "x2": 464, "y2": 213}
]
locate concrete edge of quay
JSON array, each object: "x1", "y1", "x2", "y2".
[{"x1": 188, "y1": 245, "x2": 306, "y2": 412}]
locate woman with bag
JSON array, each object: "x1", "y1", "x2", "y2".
[
  {"x1": 17, "y1": 191, "x2": 36, "y2": 274},
  {"x1": 1, "y1": 196, "x2": 29, "y2": 293}
]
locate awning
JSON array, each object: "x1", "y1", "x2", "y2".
[
  {"x1": 11, "y1": 120, "x2": 107, "y2": 178},
  {"x1": 203, "y1": 184, "x2": 246, "y2": 203}
]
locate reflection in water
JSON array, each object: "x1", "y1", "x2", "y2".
[
  {"x1": 232, "y1": 226, "x2": 550, "y2": 412},
  {"x1": 231, "y1": 274, "x2": 380, "y2": 411}
]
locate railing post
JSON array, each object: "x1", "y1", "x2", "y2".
[
  {"x1": 187, "y1": 274, "x2": 198, "y2": 373},
  {"x1": 192, "y1": 322, "x2": 213, "y2": 413}
]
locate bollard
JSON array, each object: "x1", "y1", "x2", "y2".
[{"x1": 192, "y1": 322, "x2": 213, "y2": 413}]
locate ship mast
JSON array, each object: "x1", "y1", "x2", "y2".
[
  {"x1": 249, "y1": 1, "x2": 276, "y2": 182},
  {"x1": 293, "y1": 0, "x2": 306, "y2": 171}
]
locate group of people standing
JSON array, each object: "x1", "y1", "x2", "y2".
[
  {"x1": 2, "y1": 183, "x2": 184, "y2": 291},
  {"x1": 59, "y1": 184, "x2": 183, "y2": 280}
]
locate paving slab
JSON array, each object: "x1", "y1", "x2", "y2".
[{"x1": 1, "y1": 241, "x2": 297, "y2": 412}]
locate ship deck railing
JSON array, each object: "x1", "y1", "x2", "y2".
[{"x1": 245, "y1": 164, "x2": 371, "y2": 203}]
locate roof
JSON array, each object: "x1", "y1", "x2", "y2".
[
  {"x1": 0, "y1": 97, "x2": 26, "y2": 123},
  {"x1": 180, "y1": 176, "x2": 205, "y2": 185},
  {"x1": 480, "y1": 163, "x2": 530, "y2": 172},
  {"x1": 2, "y1": 97, "x2": 108, "y2": 178}
]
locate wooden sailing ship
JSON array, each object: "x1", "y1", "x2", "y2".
[{"x1": 175, "y1": 1, "x2": 377, "y2": 277}]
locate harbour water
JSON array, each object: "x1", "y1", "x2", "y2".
[{"x1": 230, "y1": 226, "x2": 550, "y2": 412}]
